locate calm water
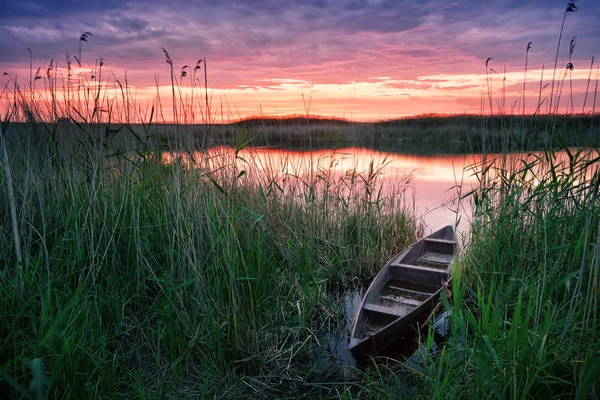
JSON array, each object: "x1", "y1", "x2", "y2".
[
  {"x1": 164, "y1": 147, "x2": 482, "y2": 234},
  {"x1": 163, "y1": 146, "x2": 587, "y2": 364}
]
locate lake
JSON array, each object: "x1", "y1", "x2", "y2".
[
  {"x1": 161, "y1": 146, "x2": 590, "y2": 365},
  {"x1": 162, "y1": 146, "x2": 483, "y2": 236},
  {"x1": 163, "y1": 146, "x2": 589, "y2": 237}
]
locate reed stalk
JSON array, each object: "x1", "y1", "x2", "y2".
[
  {"x1": 549, "y1": 1, "x2": 577, "y2": 114},
  {"x1": 0, "y1": 121, "x2": 24, "y2": 295},
  {"x1": 522, "y1": 42, "x2": 531, "y2": 115}
]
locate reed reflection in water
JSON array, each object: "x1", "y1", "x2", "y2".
[
  {"x1": 161, "y1": 146, "x2": 596, "y2": 364},
  {"x1": 162, "y1": 147, "x2": 592, "y2": 235},
  {"x1": 162, "y1": 147, "x2": 482, "y2": 233}
]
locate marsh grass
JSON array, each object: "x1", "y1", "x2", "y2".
[
  {"x1": 340, "y1": 2, "x2": 600, "y2": 397},
  {"x1": 407, "y1": 147, "x2": 600, "y2": 399},
  {"x1": 2, "y1": 3, "x2": 600, "y2": 397},
  {"x1": 339, "y1": 146, "x2": 600, "y2": 400},
  {"x1": 0, "y1": 112, "x2": 421, "y2": 398},
  {"x1": 385, "y1": 4, "x2": 600, "y2": 395}
]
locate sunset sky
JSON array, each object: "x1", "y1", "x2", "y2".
[{"x1": 1, "y1": 0, "x2": 599, "y2": 121}]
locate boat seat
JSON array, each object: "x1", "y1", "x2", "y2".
[
  {"x1": 363, "y1": 302, "x2": 410, "y2": 317},
  {"x1": 424, "y1": 238, "x2": 455, "y2": 254},
  {"x1": 388, "y1": 283, "x2": 435, "y2": 297},
  {"x1": 417, "y1": 252, "x2": 453, "y2": 267},
  {"x1": 391, "y1": 263, "x2": 449, "y2": 287},
  {"x1": 380, "y1": 294, "x2": 422, "y2": 307}
]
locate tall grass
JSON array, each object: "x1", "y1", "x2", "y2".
[
  {"x1": 0, "y1": 111, "x2": 421, "y2": 398},
  {"x1": 2, "y1": 2, "x2": 600, "y2": 397},
  {"x1": 409, "y1": 147, "x2": 600, "y2": 399},
  {"x1": 341, "y1": 2, "x2": 600, "y2": 397},
  {"x1": 386, "y1": 1, "x2": 600, "y2": 396}
]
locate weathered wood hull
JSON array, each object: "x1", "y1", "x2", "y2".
[{"x1": 349, "y1": 225, "x2": 456, "y2": 358}]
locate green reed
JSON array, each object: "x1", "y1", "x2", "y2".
[
  {"x1": 2, "y1": 3, "x2": 600, "y2": 396},
  {"x1": 347, "y1": 2, "x2": 600, "y2": 397},
  {"x1": 0, "y1": 112, "x2": 420, "y2": 398},
  {"x1": 409, "y1": 146, "x2": 600, "y2": 399}
]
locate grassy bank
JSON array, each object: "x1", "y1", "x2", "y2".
[
  {"x1": 379, "y1": 147, "x2": 599, "y2": 399},
  {"x1": 0, "y1": 122, "x2": 422, "y2": 398},
  {"x1": 2, "y1": 122, "x2": 598, "y2": 399}
]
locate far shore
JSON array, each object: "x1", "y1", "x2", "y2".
[{"x1": 6, "y1": 113, "x2": 600, "y2": 153}]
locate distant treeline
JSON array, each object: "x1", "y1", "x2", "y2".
[
  {"x1": 8, "y1": 113, "x2": 600, "y2": 154},
  {"x1": 223, "y1": 113, "x2": 600, "y2": 152}
]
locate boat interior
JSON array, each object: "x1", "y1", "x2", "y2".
[{"x1": 355, "y1": 227, "x2": 455, "y2": 339}]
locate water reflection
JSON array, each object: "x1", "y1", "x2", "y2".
[
  {"x1": 326, "y1": 291, "x2": 363, "y2": 367},
  {"x1": 163, "y1": 147, "x2": 596, "y2": 236},
  {"x1": 162, "y1": 146, "x2": 596, "y2": 365},
  {"x1": 162, "y1": 147, "x2": 482, "y2": 233}
]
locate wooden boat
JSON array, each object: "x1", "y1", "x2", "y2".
[{"x1": 349, "y1": 225, "x2": 456, "y2": 357}]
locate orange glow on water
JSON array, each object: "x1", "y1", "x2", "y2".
[
  {"x1": 162, "y1": 147, "x2": 598, "y2": 233},
  {"x1": 162, "y1": 147, "x2": 482, "y2": 232}
]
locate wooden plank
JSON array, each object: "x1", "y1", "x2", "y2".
[
  {"x1": 391, "y1": 263, "x2": 449, "y2": 287},
  {"x1": 417, "y1": 252, "x2": 453, "y2": 267},
  {"x1": 424, "y1": 238, "x2": 455, "y2": 254},
  {"x1": 425, "y1": 238, "x2": 455, "y2": 244},
  {"x1": 380, "y1": 294, "x2": 422, "y2": 307},
  {"x1": 388, "y1": 284, "x2": 434, "y2": 296},
  {"x1": 363, "y1": 302, "x2": 411, "y2": 317}
]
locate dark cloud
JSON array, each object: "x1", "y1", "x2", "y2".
[
  {"x1": 345, "y1": 0, "x2": 368, "y2": 11},
  {"x1": 335, "y1": 0, "x2": 429, "y2": 33},
  {"x1": 430, "y1": 0, "x2": 600, "y2": 67},
  {"x1": 0, "y1": 0, "x2": 598, "y2": 93},
  {"x1": 108, "y1": 17, "x2": 151, "y2": 34},
  {"x1": 0, "y1": 0, "x2": 127, "y2": 19}
]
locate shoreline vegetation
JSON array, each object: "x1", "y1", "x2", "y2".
[
  {"x1": 2, "y1": 118, "x2": 599, "y2": 398},
  {"x1": 1, "y1": 1, "x2": 600, "y2": 398},
  {"x1": 6, "y1": 113, "x2": 600, "y2": 154},
  {"x1": 1, "y1": 115, "x2": 427, "y2": 398}
]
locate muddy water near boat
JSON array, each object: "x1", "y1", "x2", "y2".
[{"x1": 326, "y1": 291, "x2": 363, "y2": 366}]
